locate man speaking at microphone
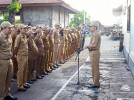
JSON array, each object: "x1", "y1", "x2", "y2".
[{"x1": 85, "y1": 21, "x2": 101, "y2": 88}]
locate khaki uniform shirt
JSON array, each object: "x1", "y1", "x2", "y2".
[
  {"x1": 64, "y1": 34, "x2": 68, "y2": 47},
  {"x1": 15, "y1": 33, "x2": 28, "y2": 56},
  {"x1": 34, "y1": 37, "x2": 44, "y2": 56},
  {"x1": 0, "y1": 32, "x2": 12, "y2": 59},
  {"x1": 48, "y1": 35, "x2": 54, "y2": 51},
  {"x1": 90, "y1": 31, "x2": 101, "y2": 50},
  {"x1": 67, "y1": 34, "x2": 72, "y2": 43},
  {"x1": 11, "y1": 30, "x2": 19, "y2": 55},
  {"x1": 28, "y1": 38, "x2": 38, "y2": 60},
  {"x1": 53, "y1": 29, "x2": 60, "y2": 44},
  {"x1": 42, "y1": 35, "x2": 50, "y2": 51}
]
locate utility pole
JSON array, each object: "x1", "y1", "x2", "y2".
[{"x1": 83, "y1": 10, "x2": 85, "y2": 24}]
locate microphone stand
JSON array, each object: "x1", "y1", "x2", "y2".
[{"x1": 75, "y1": 48, "x2": 81, "y2": 85}]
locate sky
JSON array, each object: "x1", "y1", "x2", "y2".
[{"x1": 63, "y1": 0, "x2": 123, "y2": 26}]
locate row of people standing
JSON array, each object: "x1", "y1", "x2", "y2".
[{"x1": 0, "y1": 21, "x2": 84, "y2": 100}]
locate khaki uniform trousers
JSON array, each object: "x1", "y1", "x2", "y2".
[
  {"x1": 12, "y1": 57, "x2": 18, "y2": 77},
  {"x1": 0, "y1": 59, "x2": 13, "y2": 100},
  {"x1": 49, "y1": 50, "x2": 53, "y2": 69},
  {"x1": 64, "y1": 45, "x2": 68, "y2": 60},
  {"x1": 17, "y1": 55, "x2": 28, "y2": 89},
  {"x1": 53, "y1": 44, "x2": 59, "y2": 65},
  {"x1": 68, "y1": 43, "x2": 71, "y2": 57},
  {"x1": 36, "y1": 55, "x2": 44, "y2": 77},
  {"x1": 44, "y1": 51, "x2": 49, "y2": 71},
  {"x1": 89, "y1": 50, "x2": 100, "y2": 86},
  {"x1": 27, "y1": 59, "x2": 36, "y2": 81}
]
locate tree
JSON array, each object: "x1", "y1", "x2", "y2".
[
  {"x1": 69, "y1": 10, "x2": 90, "y2": 27},
  {"x1": 8, "y1": 0, "x2": 22, "y2": 24}
]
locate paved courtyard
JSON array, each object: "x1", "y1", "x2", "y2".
[{"x1": 11, "y1": 35, "x2": 134, "y2": 100}]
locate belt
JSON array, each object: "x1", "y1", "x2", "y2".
[{"x1": 89, "y1": 49, "x2": 98, "y2": 51}]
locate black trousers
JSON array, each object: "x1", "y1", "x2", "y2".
[{"x1": 82, "y1": 37, "x2": 85, "y2": 49}]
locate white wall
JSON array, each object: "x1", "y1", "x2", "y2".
[
  {"x1": 52, "y1": 6, "x2": 59, "y2": 28},
  {"x1": 21, "y1": 6, "x2": 52, "y2": 27},
  {"x1": 52, "y1": 6, "x2": 69, "y2": 28},
  {"x1": 123, "y1": 0, "x2": 130, "y2": 53},
  {"x1": 65, "y1": 10, "x2": 69, "y2": 27},
  {"x1": 59, "y1": 7, "x2": 64, "y2": 28},
  {"x1": 130, "y1": 0, "x2": 134, "y2": 61}
]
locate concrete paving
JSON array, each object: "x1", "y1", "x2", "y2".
[{"x1": 10, "y1": 35, "x2": 134, "y2": 100}]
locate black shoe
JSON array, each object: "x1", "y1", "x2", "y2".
[
  {"x1": 36, "y1": 76, "x2": 43, "y2": 79},
  {"x1": 41, "y1": 74, "x2": 45, "y2": 77},
  {"x1": 88, "y1": 84, "x2": 100, "y2": 88},
  {"x1": 46, "y1": 69, "x2": 52, "y2": 73},
  {"x1": 18, "y1": 88, "x2": 26, "y2": 91},
  {"x1": 4, "y1": 96, "x2": 17, "y2": 100},
  {"x1": 53, "y1": 65, "x2": 58, "y2": 68},
  {"x1": 23, "y1": 84, "x2": 30, "y2": 88},
  {"x1": 31, "y1": 79, "x2": 37, "y2": 81},
  {"x1": 27, "y1": 81, "x2": 33, "y2": 84},
  {"x1": 42, "y1": 72, "x2": 48, "y2": 75},
  {"x1": 51, "y1": 68, "x2": 56, "y2": 70},
  {"x1": 56, "y1": 64, "x2": 60, "y2": 66}
]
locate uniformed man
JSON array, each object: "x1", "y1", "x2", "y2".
[
  {"x1": 0, "y1": 21, "x2": 17, "y2": 100},
  {"x1": 85, "y1": 21, "x2": 101, "y2": 88},
  {"x1": 59, "y1": 28, "x2": 65, "y2": 63},
  {"x1": 67, "y1": 30, "x2": 72, "y2": 57},
  {"x1": 48, "y1": 28, "x2": 55, "y2": 70},
  {"x1": 63, "y1": 29, "x2": 68, "y2": 61},
  {"x1": 11, "y1": 24, "x2": 19, "y2": 78},
  {"x1": 27, "y1": 30, "x2": 38, "y2": 83},
  {"x1": 77, "y1": 27, "x2": 83, "y2": 49},
  {"x1": 34, "y1": 29, "x2": 45, "y2": 79},
  {"x1": 42, "y1": 27, "x2": 52, "y2": 73},
  {"x1": 14, "y1": 24, "x2": 30, "y2": 91},
  {"x1": 53, "y1": 24, "x2": 60, "y2": 68}
]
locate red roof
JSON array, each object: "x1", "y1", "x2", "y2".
[{"x1": 0, "y1": 0, "x2": 79, "y2": 13}]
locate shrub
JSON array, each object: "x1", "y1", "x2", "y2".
[{"x1": 15, "y1": 20, "x2": 22, "y2": 24}]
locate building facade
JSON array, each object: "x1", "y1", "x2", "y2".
[
  {"x1": 122, "y1": 0, "x2": 134, "y2": 76},
  {"x1": 0, "y1": 0, "x2": 79, "y2": 28}
]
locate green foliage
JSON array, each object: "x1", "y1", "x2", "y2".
[
  {"x1": 0, "y1": 14, "x2": 9, "y2": 24},
  {"x1": 4, "y1": 14, "x2": 9, "y2": 21},
  {"x1": 8, "y1": 0, "x2": 22, "y2": 13},
  {"x1": 15, "y1": 20, "x2": 22, "y2": 24},
  {"x1": 69, "y1": 10, "x2": 90, "y2": 27},
  {"x1": 0, "y1": 14, "x2": 22, "y2": 24},
  {"x1": 0, "y1": 19, "x2": 4, "y2": 24}
]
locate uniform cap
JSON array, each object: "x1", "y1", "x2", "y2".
[
  {"x1": 35, "y1": 28, "x2": 43, "y2": 34},
  {"x1": 89, "y1": 21, "x2": 98, "y2": 27},
  {"x1": 17, "y1": 24, "x2": 27, "y2": 30},
  {"x1": 32, "y1": 27, "x2": 36, "y2": 30},
  {"x1": 26, "y1": 30, "x2": 34, "y2": 36},
  {"x1": 1, "y1": 21, "x2": 14, "y2": 28},
  {"x1": 42, "y1": 27, "x2": 48, "y2": 31}
]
